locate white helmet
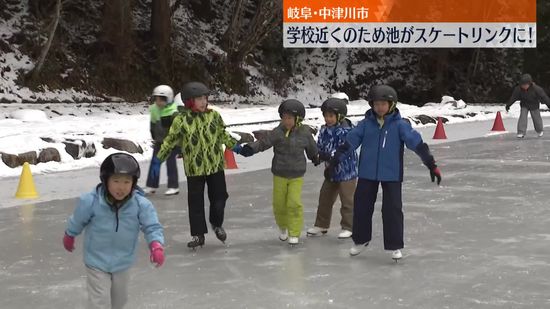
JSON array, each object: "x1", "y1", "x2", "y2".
[
  {"x1": 152, "y1": 85, "x2": 174, "y2": 103},
  {"x1": 173, "y1": 92, "x2": 184, "y2": 107},
  {"x1": 331, "y1": 92, "x2": 349, "y2": 102}
]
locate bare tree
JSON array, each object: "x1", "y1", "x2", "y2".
[
  {"x1": 100, "y1": 0, "x2": 134, "y2": 91},
  {"x1": 151, "y1": 0, "x2": 172, "y2": 78},
  {"x1": 29, "y1": 0, "x2": 62, "y2": 81},
  {"x1": 222, "y1": 0, "x2": 282, "y2": 66}
]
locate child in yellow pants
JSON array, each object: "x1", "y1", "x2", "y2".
[{"x1": 236, "y1": 99, "x2": 319, "y2": 245}]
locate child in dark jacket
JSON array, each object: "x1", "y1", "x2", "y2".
[
  {"x1": 332, "y1": 85, "x2": 442, "y2": 261},
  {"x1": 236, "y1": 99, "x2": 319, "y2": 245},
  {"x1": 307, "y1": 98, "x2": 358, "y2": 239},
  {"x1": 145, "y1": 85, "x2": 180, "y2": 196}
]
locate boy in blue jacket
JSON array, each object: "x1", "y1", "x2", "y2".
[
  {"x1": 63, "y1": 153, "x2": 165, "y2": 308},
  {"x1": 331, "y1": 85, "x2": 442, "y2": 261},
  {"x1": 307, "y1": 98, "x2": 358, "y2": 239}
]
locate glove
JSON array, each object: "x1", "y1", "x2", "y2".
[
  {"x1": 312, "y1": 155, "x2": 321, "y2": 166},
  {"x1": 149, "y1": 241, "x2": 165, "y2": 267},
  {"x1": 63, "y1": 233, "x2": 75, "y2": 252},
  {"x1": 240, "y1": 145, "x2": 255, "y2": 157},
  {"x1": 318, "y1": 151, "x2": 331, "y2": 162},
  {"x1": 232, "y1": 144, "x2": 242, "y2": 154},
  {"x1": 149, "y1": 156, "x2": 161, "y2": 180},
  {"x1": 430, "y1": 166, "x2": 442, "y2": 185},
  {"x1": 323, "y1": 167, "x2": 332, "y2": 181},
  {"x1": 505, "y1": 105, "x2": 510, "y2": 112}
]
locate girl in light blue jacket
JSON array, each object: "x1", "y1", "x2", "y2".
[{"x1": 63, "y1": 153, "x2": 164, "y2": 309}]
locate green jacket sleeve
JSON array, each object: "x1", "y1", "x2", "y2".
[
  {"x1": 158, "y1": 114, "x2": 185, "y2": 161},
  {"x1": 215, "y1": 112, "x2": 238, "y2": 149}
]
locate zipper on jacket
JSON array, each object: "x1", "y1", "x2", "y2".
[
  {"x1": 382, "y1": 130, "x2": 388, "y2": 148},
  {"x1": 115, "y1": 208, "x2": 120, "y2": 232},
  {"x1": 375, "y1": 129, "x2": 382, "y2": 179}
]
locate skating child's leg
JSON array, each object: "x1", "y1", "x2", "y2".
[
  {"x1": 338, "y1": 178, "x2": 357, "y2": 232},
  {"x1": 187, "y1": 175, "x2": 208, "y2": 236},
  {"x1": 314, "y1": 179, "x2": 339, "y2": 229},
  {"x1": 286, "y1": 177, "x2": 304, "y2": 237},
  {"x1": 110, "y1": 270, "x2": 130, "y2": 309},
  {"x1": 352, "y1": 179, "x2": 379, "y2": 245},
  {"x1": 86, "y1": 266, "x2": 112, "y2": 309},
  {"x1": 206, "y1": 171, "x2": 229, "y2": 228},
  {"x1": 165, "y1": 148, "x2": 179, "y2": 189},
  {"x1": 273, "y1": 176, "x2": 290, "y2": 231},
  {"x1": 381, "y1": 181, "x2": 404, "y2": 250}
]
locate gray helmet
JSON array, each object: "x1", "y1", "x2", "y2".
[
  {"x1": 367, "y1": 85, "x2": 398, "y2": 106},
  {"x1": 278, "y1": 99, "x2": 306, "y2": 119},
  {"x1": 181, "y1": 82, "x2": 211, "y2": 101},
  {"x1": 100, "y1": 153, "x2": 141, "y2": 186},
  {"x1": 519, "y1": 74, "x2": 533, "y2": 85},
  {"x1": 321, "y1": 98, "x2": 348, "y2": 117}
]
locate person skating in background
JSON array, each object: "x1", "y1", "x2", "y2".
[
  {"x1": 307, "y1": 97, "x2": 358, "y2": 239},
  {"x1": 330, "y1": 92, "x2": 350, "y2": 103},
  {"x1": 235, "y1": 99, "x2": 320, "y2": 245},
  {"x1": 145, "y1": 85, "x2": 180, "y2": 196},
  {"x1": 505, "y1": 73, "x2": 550, "y2": 138},
  {"x1": 63, "y1": 153, "x2": 165, "y2": 309},
  {"x1": 331, "y1": 85, "x2": 441, "y2": 261},
  {"x1": 157, "y1": 82, "x2": 239, "y2": 249}
]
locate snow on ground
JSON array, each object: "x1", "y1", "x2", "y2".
[{"x1": 0, "y1": 97, "x2": 544, "y2": 178}]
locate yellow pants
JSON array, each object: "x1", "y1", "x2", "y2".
[{"x1": 272, "y1": 176, "x2": 304, "y2": 237}]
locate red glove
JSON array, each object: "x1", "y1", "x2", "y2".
[
  {"x1": 63, "y1": 233, "x2": 75, "y2": 252},
  {"x1": 430, "y1": 167, "x2": 442, "y2": 185},
  {"x1": 150, "y1": 241, "x2": 165, "y2": 267}
]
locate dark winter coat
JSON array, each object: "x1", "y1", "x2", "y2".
[
  {"x1": 343, "y1": 109, "x2": 425, "y2": 182},
  {"x1": 247, "y1": 123, "x2": 318, "y2": 178},
  {"x1": 506, "y1": 83, "x2": 550, "y2": 111}
]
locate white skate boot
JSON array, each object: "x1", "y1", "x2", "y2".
[
  {"x1": 349, "y1": 242, "x2": 369, "y2": 256},
  {"x1": 306, "y1": 226, "x2": 328, "y2": 236},
  {"x1": 279, "y1": 228, "x2": 289, "y2": 241},
  {"x1": 164, "y1": 188, "x2": 180, "y2": 195},
  {"x1": 338, "y1": 230, "x2": 352, "y2": 239},
  {"x1": 392, "y1": 249, "x2": 403, "y2": 262}
]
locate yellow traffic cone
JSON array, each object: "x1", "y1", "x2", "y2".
[{"x1": 15, "y1": 162, "x2": 39, "y2": 199}]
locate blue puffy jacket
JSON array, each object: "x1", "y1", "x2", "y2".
[
  {"x1": 345, "y1": 109, "x2": 424, "y2": 182},
  {"x1": 66, "y1": 186, "x2": 164, "y2": 273},
  {"x1": 317, "y1": 120, "x2": 358, "y2": 182}
]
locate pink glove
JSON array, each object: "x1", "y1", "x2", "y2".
[
  {"x1": 149, "y1": 241, "x2": 164, "y2": 267},
  {"x1": 63, "y1": 233, "x2": 75, "y2": 252}
]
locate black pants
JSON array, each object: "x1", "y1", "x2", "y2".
[
  {"x1": 187, "y1": 171, "x2": 228, "y2": 236},
  {"x1": 146, "y1": 143, "x2": 179, "y2": 189},
  {"x1": 352, "y1": 179, "x2": 404, "y2": 250}
]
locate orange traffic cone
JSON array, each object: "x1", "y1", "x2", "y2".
[
  {"x1": 491, "y1": 111, "x2": 506, "y2": 131},
  {"x1": 15, "y1": 162, "x2": 39, "y2": 199},
  {"x1": 433, "y1": 117, "x2": 447, "y2": 139},
  {"x1": 224, "y1": 148, "x2": 238, "y2": 169}
]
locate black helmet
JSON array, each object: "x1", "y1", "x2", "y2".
[
  {"x1": 278, "y1": 99, "x2": 306, "y2": 119},
  {"x1": 519, "y1": 74, "x2": 533, "y2": 85},
  {"x1": 181, "y1": 82, "x2": 211, "y2": 100},
  {"x1": 367, "y1": 85, "x2": 398, "y2": 106},
  {"x1": 100, "y1": 153, "x2": 141, "y2": 186},
  {"x1": 321, "y1": 98, "x2": 348, "y2": 118}
]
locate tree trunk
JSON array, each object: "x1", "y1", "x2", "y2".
[
  {"x1": 220, "y1": 0, "x2": 246, "y2": 51},
  {"x1": 100, "y1": 0, "x2": 134, "y2": 93},
  {"x1": 151, "y1": 0, "x2": 172, "y2": 79},
  {"x1": 227, "y1": 0, "x2": 282, "y2": 65},
  {"x1": 30, "y1": 0, "x2": 61, "y2": 81}
]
